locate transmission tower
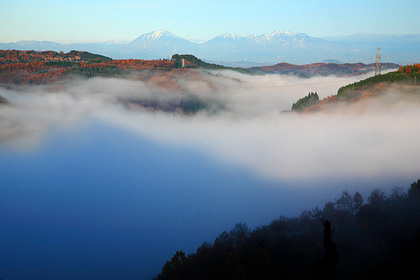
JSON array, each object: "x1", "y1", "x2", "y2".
[{"x1": 375, "y1": 47, "x2": 381, "y2": 76}]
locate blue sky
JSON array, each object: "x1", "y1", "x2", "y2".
[{"x1": 1, "y1": 0, "x2": 419, "y2": 43}]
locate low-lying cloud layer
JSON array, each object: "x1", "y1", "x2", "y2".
[{"x1": 1, "y1": 70, "x2": 419, "y2": 182}]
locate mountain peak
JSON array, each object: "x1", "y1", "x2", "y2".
[
  {"x1": 269, "y1": 30, "x2": 297, "y2": 36},
  {"x1": 220, "y1": 33, "x2": 242, "y2": 40},
  {"x1": 130, "y1": 30, "x2": 180, "y2": 44},
  {"x1": 263, "y1": 30, "x2": 304, "y2": 40},
  {"x1": 145, "y1": 30, "x2": 176, "y2": 40}
]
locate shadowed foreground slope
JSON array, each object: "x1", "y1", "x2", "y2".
[{"x1": 155, "y1": 180, "x2": 420, "y2": 280}]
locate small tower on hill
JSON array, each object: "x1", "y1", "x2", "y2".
[{"x1": 375, "y1": 47, "x2": 381, "y2": 76}]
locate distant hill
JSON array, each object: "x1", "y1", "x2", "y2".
[
  {"x1": 250, "y1": 62, "x2": 400, "y2": 77},
  {"x1": 322, "y1": 59, "x2": 342, "y2": 64},
  {"x1": 1, "y1": 30, "x2": 419, "y2": 65}
]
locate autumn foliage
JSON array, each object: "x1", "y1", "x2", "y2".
[
  {"x1": 104, "y1": 59, "x2": 175, "y2": 70},
  {"x1": 398, "y1": 64, "x2": 420, "y2": 75},
  {"x1": 292, "y1": 65, "x2": 420, "y2": 113},
  {"x1": 0, "y1": 50, "x2": 191, "y2": 86}
]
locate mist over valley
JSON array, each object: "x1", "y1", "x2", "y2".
[
  {"x1": 2, "y1": 0, "x2": 420, "y2": 277},
  {"x1": 0, "y1": 51, "x2": 419, "y2": 280}
]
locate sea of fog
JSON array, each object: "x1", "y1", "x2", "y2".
[{"x1": 1, "y1": 70, "x2": 419, "y2": 280}]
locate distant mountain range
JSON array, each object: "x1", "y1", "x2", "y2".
[{"x1": 1, "y1": 30, "x2": 419, "y2": 66}]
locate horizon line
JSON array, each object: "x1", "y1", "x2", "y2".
[{"x1": 2, "y1": 30, "x2": 420, "y2": 45}]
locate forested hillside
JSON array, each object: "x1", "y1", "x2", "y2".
[
  {"x1": 0, "y1": 49, "x2": 111, "y2": 65},
  {"x1": 291, "y1": 64, "x2": 420, "y2": 112},
  {"x1": 336, "y1": 64, "x2": 420, "y2": 100},
  {"x1": 171, "y1": 54, "x2": 230, "y2": 70},
  {"x1": 291, "y1": 92, "x2": 320, "y2": 111},
  {"x1": 154, "y1": 180, "x2": 420, "y2": 280},
  {"x1": 0, "y1": 50, "x2": 178, "y2": 85},
  {"x1": 0, "y1": 50, "x2": 240, "y2": 87}
]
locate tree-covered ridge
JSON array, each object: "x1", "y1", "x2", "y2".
[
  {"x1": 0, "y1": 51, "x2": 208, "y2": 89},
  {"x1": 0, "y1": 51, "x2": 178, "y2": 85},
  {"x1": 171, "y1": 54, "x2": 229, "y2": 70},
  {"x1": 291, "y1": 92, "x2": 320, "y2": 111},
  {"x1": 171, "y1": 54, "x2": 251, "y2": 74},
  {"x1": 95, "y1": 58, "x2": 176, "y2": 70},
  {"x1": 155, "y1": 180, "x2": 420, "y2": 280},
  {"x1": 290, "y1": 65, "x2": 420, "y2": 112},
  {"x1": 0, "y1": 49, "x2": 111, "y2": 65},
  {"x1": 336, "y1": 65, "x2": 420, "y2": 100},
  {"x1": 172, "y1": 54, "x2": 216, "y2": 69},
  {"x1": 0, "y1": 51, "x2": 246, "y2": 86}
]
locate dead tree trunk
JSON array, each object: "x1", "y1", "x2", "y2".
[{"x1": 313, "y1": 219, "x2": 338, "y2": 280}]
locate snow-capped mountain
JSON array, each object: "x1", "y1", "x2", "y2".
[
  {"x1": 210, "y1": 33, "x2": 244, "y2": 41},
  {"x1": 1, "y1": 30, "x2": 419, "y2": 65},
  {"x1": 129, "y1": 30, "x2": 186, "y2": 45},
  {"x1": 124, "y1": 30, "x2": 198, "y2": 59},
  {"x1": 198, "y1": 30, "x2": 348, "y2": 64},
  {"x1": 203, "y1": 33, "x2": 249, "y2": 50},
  {"x1": 258, "y1": 30, "x2": 301, "y2": 43},
  {"x1": 205, "y1": 31, "x2": 312, "y2": 47}
]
